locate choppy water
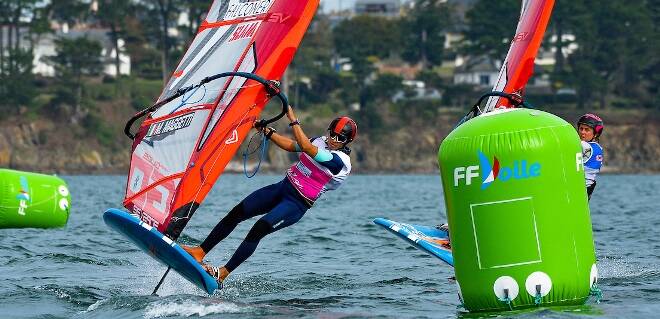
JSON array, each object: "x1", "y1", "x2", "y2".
[{"x1": 1, "y1": 174, "x2": 658, "y2": 318}]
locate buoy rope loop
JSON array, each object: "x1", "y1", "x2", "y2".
[
  {"x1": 498, "y1": 296, "x2": 513, "y2": 311},
  {"x1": 589, "y1": 284, "x2": 603, "y2": 303},
  {"x1": 534, "y1": 292, "x2": 543, "y2": 306}
]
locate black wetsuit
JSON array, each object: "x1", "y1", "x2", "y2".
[{"x1": 199, "y1": 149, "x2": 346, "y2": 272}]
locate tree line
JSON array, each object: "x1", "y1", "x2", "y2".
[
  {"x1": 0, "y1": 0, "x2": 657, "y2": 129},
  {"x1": 297, "y1": 0, "x2": 657, "y2": 110}
]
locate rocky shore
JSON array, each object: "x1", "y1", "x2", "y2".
[{"x1": 1, "y1": 108, "x2": 657, "y2": 175}]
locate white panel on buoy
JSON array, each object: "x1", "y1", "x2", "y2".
[
  {"x1": 590, "y1": 264, "x2": 598, "y2": 287},
  {"x1": 59, "y1": 198, "x2": 69, "y2": 211},
  {"x1": 525, "y1": 271, "x2": 552, "y2": 297},
  {"x1": 58, "y1": 185, "x2": 70, "y2": 197},
  {"x1": 493, "y1": 276, "x2": 519, "y2": 300}
]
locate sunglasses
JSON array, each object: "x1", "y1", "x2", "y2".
[{"x1": 329, "y1": 132, "x2": 349, "y2": 143}]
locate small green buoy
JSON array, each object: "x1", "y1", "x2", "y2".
[{"x1": 0, "y1": 169, "x2": 71, "y2": 229}]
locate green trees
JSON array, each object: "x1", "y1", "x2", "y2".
[
  {"x1": 462, "y1": 0, "x2": 519, "y2": 62},
  {"x1": 400, "y1": 0, "x2": 451, "y2": 67},
  {"x1": 462, "y1": 0, "x2": 657, "y2": 109},
  {"x1": 547, "y1": 0, "x2": 583, "y2": 82},
  {"x1": 96, "y1": 0, "x2": 133, "y2": 77},
  {"x1": 143, "y1": 0, "x2": 181, "y2": 83},
  {"x1": 48, "y1": 0, "x2": 89, "y2": 26},
  {"x1": 181, "y1": 0, "x2": 210, "y2": 39},
  {"x1": 645, "y1": 0, "x2": 660, "y2": 108},
  {"x1": 557, "y1": 0, "x2": 655, "y2": 108},
  {"x1": 0, "y1": 0, "x2": 39, "y2": 116},
  {"x1": 288, "y1": 15, "x2": 338, "y2": 108},
  {"x1": 333, "y1": 15, "x2": 399, "y2": 61},
  {"x1": 1, "y1": 0, "x2": 657, "y2": 123},
  {"x1": 333, "y1": 14, "x2": 400, "y2": 83},
  {"x1": 47, "y1": 37, "x2": 103, "y2": 122}
]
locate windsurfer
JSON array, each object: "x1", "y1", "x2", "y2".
[
  {"x1": 577, "y1": 113, "x2": 604, "y2": 200},
  {"x1": 182, "y1": 107, "x2": 357, "y2": 285}
]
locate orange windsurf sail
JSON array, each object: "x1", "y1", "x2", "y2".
[{"x1": 122, "y1": 0, "x2": 319, "y2": 239}]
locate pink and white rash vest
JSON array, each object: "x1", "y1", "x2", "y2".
[{"x1": 286, "y1": 137, "x2": 351, "y2": 203}]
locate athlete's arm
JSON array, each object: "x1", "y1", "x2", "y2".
[
  {"x1": 287, "y1": 106, "x2": 319, "y2": 158},
  {"x1": 265, "y1": 128, "x2": 298, "y2": 152}
]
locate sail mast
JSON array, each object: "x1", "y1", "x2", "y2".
[{"x1": 484, "y1": 0, "x2": 555, "y2": 112}]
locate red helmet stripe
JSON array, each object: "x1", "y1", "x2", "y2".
[{"x1": 334, "y1": 117, "x2": 350, "y2": 135}]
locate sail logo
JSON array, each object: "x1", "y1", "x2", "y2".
[
  {"x1": 224, "y1": 0, "x2": 273, "y2": 20},
  {"x1": 512, "y1": 31, "x2": 529, "y2": 42},
  {"x1": 146, "y1": 113, "x2": 194, "y2": 137},
  {"x1": 225, "y1": 130, "x2": 239, "y2": 144},
  {"x1": 453, "y1": 151, "x2": 541, "y2": 189},
  {"x1": 267, "y1": 13, "x2": 291, "y2": 24},
  {"x1": 229, "y1": 22, "x2": 260, "y2": 42},
  {"x1": 16, "y1": 176, "x2": 30, "y2": 215}
]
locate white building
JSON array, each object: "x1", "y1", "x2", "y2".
[
  {"x1": 453, "y1": 56, "x2": 501, "y2": 87},
  {"x1": 1, "y1": 25, "x2": 130, "y2": 78},
  {"x1": 454, "y1": 56, "x2": 550, "y2": 89}
]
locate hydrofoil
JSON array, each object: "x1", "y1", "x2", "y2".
[{"x1": 104, "y1": 209, "x2": 219, "y2": 294}]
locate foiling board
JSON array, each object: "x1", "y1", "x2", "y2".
[
  {"x1": 103, "y1": 208, "x2": 218, "y2": 294},
  {"x1": 373, "y1": 217, "x2": 454, "y2": 267}
]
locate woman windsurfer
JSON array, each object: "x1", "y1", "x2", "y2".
[
  {"x1": 182, "y1": 106, "x2": 357, "y2": 285},
  {"x1": 577, "y1": 113, "x2": 604, "y2": 200}
]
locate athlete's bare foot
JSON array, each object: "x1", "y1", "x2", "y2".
[{"x1": 181, "y1": 245, "x2": 206, "y2": 263}]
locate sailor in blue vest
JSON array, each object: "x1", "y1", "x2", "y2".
[{"x1": 577, "y1": 113, "x2": 604, "y2": 200}]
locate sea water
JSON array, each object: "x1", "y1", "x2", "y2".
[{"x1": 0, "y1": 174, "x2": 658, "y2": 318}]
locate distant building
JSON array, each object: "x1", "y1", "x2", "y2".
[
  {"x1": 392, "y1": 80, "x2": 442, "y2": 102},
  {"x1": 0, "y1": 25, "x2": 131, "y2": 78},
  {"x1": 355, "y1": 0, "x2": 401, "y2": 17},
  {"x1": 34, "y1": 26, "x2": 131, "y2": 77},
  {"x1": 376, "y1": 61, "x2": 420, "y2": 80},
  {"x1": 453, "y1": 56, "x2": 501, "y2": 87},
  {"x1": 454, "y1": 56, "x2": 550, "y2": 89}
]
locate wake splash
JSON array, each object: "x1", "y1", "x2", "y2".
[
  {"x1": 597, "y1": 255, "x2": 659, "y2": 282},
  {"x1": 144, "y1": 300, "x2": 246, "y2": 318}
]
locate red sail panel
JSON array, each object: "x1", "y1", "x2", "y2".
[
  {"x1": 123, "y1": 0, "x2": 319, "y2": 238},
  {"x1": 485, "y1": 0, "x2": 555, "y2": 111}
]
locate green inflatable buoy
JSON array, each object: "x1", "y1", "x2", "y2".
[
  {"x1": 438, "y1": 109, "x2": 598, "y2": 312},
  {"x1": 0, "y1": 169, "x2": 71, "y2": 229}
]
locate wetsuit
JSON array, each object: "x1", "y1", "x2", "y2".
[
  {"x1": 199, "y1": 136, "x2": 351, "y2": 272},
  {"x1": 581, "y1": 140, "x2": 603, "y2": 200}
]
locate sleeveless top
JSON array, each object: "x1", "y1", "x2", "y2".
[
  {"x1": 581, "y1": 141, "x2": 603, "y2": 187},
  {"x1": 286, "y1": 137, "x2": 351, "y2": 203}
]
